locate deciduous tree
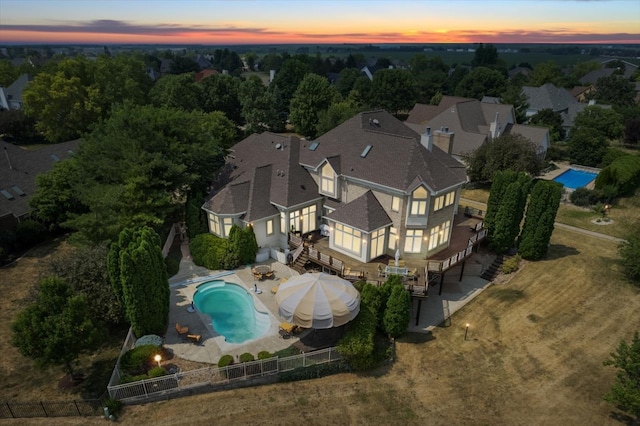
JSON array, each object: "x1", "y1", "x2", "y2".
[
  {"x1": 371, "y1": 68, "x2": 416, "y2": 115},
  {"x1": 528, "y1": 108, "x2": 566, "y2": 142},
  {"x1": 11, "y1": 277, "x2": 101, "y2": 377},
  {"x1": 466, "y1": 133, "x2": 542, "y2": 182},
  {"x1": 289, "y1": 73, "x2": 337, "y2": 138},
  {"x1": 455, "y1": 67, "x2": 506, "y2": 100}
]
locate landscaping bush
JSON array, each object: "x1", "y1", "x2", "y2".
[
  {"x1": 190, "y1": 233, "x2": 228, "y2": 270},
  {"x1": 570, "y1": 187, "x2": 608, "y2": 207},
  {"x1": 103, "y1": 398, "x2": 123, "y2": 417},
  {"x1": 502, "y1": 255, "x2": 521, "y2": 274},
  {"x1": 239, "y1": 352, "x2": 255, "y2": 362},
  {"x1": 147, "y1": 366, "x2": 167, "y2": 378},
  {"x1": 278, "y1": 360, "x2": 351, "y2": 382},
  {"x1": 383, "y1": 285, "x2": 412, "y2": 338},
  {"x1": 257, "y1": 351, "x2": 272, "y2": 360},
  {"x1": 120, "y1": 345, "x2": 161, "y2": 375},
  {"x1": 595, "y1": 155, "x2": 640, "y2": 197},
  {"x1": 120, "y1": 373, "x2": 148, "y2": 384},
  {"x1": 218, "y1": 354, "x2": 234, "y2": 367},
  {"x1": 164, "y1": 257, "x2": 180, "y2": 277},
  {"x1": 336, "y1": 302, "x2": 377, "y2": 371}
]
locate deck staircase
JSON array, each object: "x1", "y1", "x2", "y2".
[
  {"x1": 481, "y1": 254, "x2": 508, "y2": 282},
  {"x1": 290, "y1": 250, "x2": 309, "y2": 274}
]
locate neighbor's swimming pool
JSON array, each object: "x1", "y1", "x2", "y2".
[
  {"x1": 552, "y1": 168, "x2": 598, "y2": 190},
  {"x1": 193, "y1": 281, "x2": 269, "y2": 344}
]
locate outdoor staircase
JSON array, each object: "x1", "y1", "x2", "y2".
[
  {"x1": 481, "y1": 255, "x2": 507, "y2": 282},
  {"x1": 290, "y1": 250, "x2": 309, "y2": 274}
]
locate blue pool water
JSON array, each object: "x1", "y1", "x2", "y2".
[
  {"x1": 193, "y1": 281, "x2": 269, "y2": 343},
  {"x1": 552, "y1": 169, "x2": 598, "y2": 190}
]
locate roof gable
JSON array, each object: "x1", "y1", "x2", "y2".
[{"x1": 326, "y1": 190, "x2": 392, "y2": 232}]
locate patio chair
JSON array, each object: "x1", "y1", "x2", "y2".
[
  {"x1": 398, "y1": 260, "x2": 406, "y2": 268},
  {"x1": 265, "y1": 271, "x2": 274, "y2": 279},
  {"x1": 187, "y1": 334, "x2": 202, "y2": 343},
  {"x1": 280, "y1": 322, "x2": 296, "y2": 334},
  {"x1": 175, "y1": 323, "x2": 189, "y2": 335}
]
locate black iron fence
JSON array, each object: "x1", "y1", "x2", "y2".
[{"x1": 0, "y1": 399, "x2": 104, "y2": 419}]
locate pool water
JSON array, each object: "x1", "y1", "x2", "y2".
[
  {"x1": 552, "y1": 169, "x2": 598, "y2": 190},
  {"x1": 193, "y1": 281, "x2": 269, "y2": 343}
]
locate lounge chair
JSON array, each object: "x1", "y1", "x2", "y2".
[
  {"x1": 187, "y1": 334, "x2": 202, "y2": 343},
  {"x1": 280, "y1": 322, "x2": 296, "y2": 334},
  {"x1": 175, "y1": 323, "x2": 189, "y2": 335}
]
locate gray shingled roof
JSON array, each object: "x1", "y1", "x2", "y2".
[
  {"x1": 300, "y1": 110, "x2": 466, "y2": 193},
  {"x1": 405, "y1": 96, "x2": 474, "y2": 125},
  {"x1": 522, "y1": 83, "x2": 576, "y2": 113},
  {"x1": 326, "y1": 190, "x2": 392, "y2": 232},
  {"x1": 0, "y1": 139, "x2": 78, "y2": 221},
  {"x1": 202, "y1": 133, "x2": 319, "y2": 220}
]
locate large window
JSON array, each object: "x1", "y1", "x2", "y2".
[
  {"x1": 410, "y1": 186, "x2": 427, "y2": 216},
  {"x1": 209, "y1": 214, "x2": 221, "y2": 237},
  {"x1": 266, "y1": 219, "x2": 274, "y2": 236},
  {"x1": 428, "y1": 226, "x2": 439, "y2": 250},
  {"x1": 320, "y1": 163, "x2": 336, "y2": 197},
  {"x1": 223, "y1": 218, "x2": 233, "y2": 237},
  {"x1": 439, "y1": 220, "x2": 451, "y2": 245},
  {"x1": 404, "y1": 229, "x2": 423, "y2": 253},
  {"x1": 433, "y1": 195, "x2": 444, "y2": 211},
  {"x1": 334, "y1": 223, "x2": 362, "y2": 255},
  {"x1": 388, "y1": 226, "x2": 398, "y2": 250},
  {"x1": 280, "y1": 212, "x2": 286, "y2": 234},
  {"x1": 370, "y1": 228, "x2": 386, "y2": 259},
  {"x1": 289, "y1": 205, "x2": 317, "y2": 234},
  {"x1": 391, "y1": 196, "x2": 400, "y2": 212},
  {"x1": 445, "y1": 191, "x2": 455, "y2": 207}
]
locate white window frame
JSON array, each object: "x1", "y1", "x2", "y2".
[
  {"x1": 404, "y1": 229, "x2": 423, "y2": 253},
  {"x1": 209, "y1": 214, "x2": 221, "y2": 237},
  {"x1": 444, "y1": 191, "x2": 455, "y2": 207},
  {"x1": 428, "y1": 226, "x2": 439, "y2": 250},
  {"x1": 433, "y1": 195, "x2": 444, "y2": 211},
  {"x1": 410, "y1": 186, "x2": 427, "y2": 216},
  {"x1": 439, "y1": 220, "x2": 451, "y2": 245},
  {"x1": 223, "y1": 218, "x2": 233, "y2": 237},
  {"x1": 280, "y1": 212, "x2": 286, "y2": 234},
  {"x1": 391, "y1": 196, "x2": 400, "y2": 212},
  {"x1": 266, "y1": 219, "x2": 274, "y2": 236},
  {"x1": 370, "y1": 228, "x2": 385, "y2": 259},
  {"x1": 334, "y1": 223, "x2": 362, "y2": 255},
  {"x1": 388, "y1": 226, "x2": 398, "y2": 250},
  {"x1": 320, "y1": 163, "x2": 336, "y2": 197}
]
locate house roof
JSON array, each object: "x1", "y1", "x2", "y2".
[
  {"x1": 0, "y1": 139, "x2": 79, "y2": 221},
  {"x1": 325, "y1": 190, "x2": 392, "y2": 232},
  {"x1": 504, "y1": 124, "x2": 549, "y2": 152},
  {"x1": 300, "y1": 110, "x2": 467, "y2": 194},
  {"x1": 1, "y1": 74, "x2": 31, "y2": 107},
  {"x1": 194, "y1": 69, "x2": 218, "y2": 83},
  {"x1": 202, "y1": 133, "x2": 319, "y2": 219},
  {"x1": 405, "y1": 96, "x2": 473, "y2": 125},
  {"x1": 522, "y1": 83, "x2": 576, "y2": 113},
  {"x1": 563, "y1": 102, "x2": 612, "y2": 129}
]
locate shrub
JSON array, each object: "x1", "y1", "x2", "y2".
[
  {"x1": 120, "y1": 374, "x2": 149, "y2": 384},
  {"x1": 120, "y1": 345, "x2": 161, "y2": 375},
  {"x1": 257, "y1": 351, "x2": 272, "y2": 360},
  {"x1": 103, "y1": 398, "x2": 123, "y2": 417},
  {"x1": 164, "y1": 257, "x2": 180, "y2": 277},
  {"x1": 147, "y1": 366, "x2": 167, "y2": 378},
  {"x1": 570, "y1": 187, "x2": 609, "y2": 207},
  {"x1": 239, "y1": 352, "x2": 255, "y2": 362},
  {"x1": 218, "y1": 354, "x2": 234, "y2": 367},
  {"x1": 383, "y1": 285, "x2": 412, "y2": 338},
  {"x1": 502, "y1": 255, "x2": 521, "y2": 274},
  {"x1": 596, "y1": 155, "x2": 640, "y2": 197},
  {"x1": 190, "y1": 233, "x2": 228, "y2": 270},
  {"x1": 336, "y1": 302, "x2": 377, "y2": 371}
]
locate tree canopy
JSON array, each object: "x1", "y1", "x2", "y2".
[
  {"x1": 289, "y1": 73, "x2": 337, "y2": 138},
  {"x1": 603, "y1": 332, "x2": 640, "y2": 419},
  {"x1": 11, "y1": 276, "x2": 101, "y2": 376},
  {"x1": 528, "y1": 108, "x2": 566, "y2": 142},
  {"x1": 370, "y1": 68, "x2": 416, "y2": 115},
  {"x1": 455, "y1": 67, "x2": 507, "y2": 100}
]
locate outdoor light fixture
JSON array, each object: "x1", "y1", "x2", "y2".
[
  {"x1": 464, "y1": 323, "x2": 470, "y2": 341},
  {"x1": 154, "y1": 354, "x2": 162, "y2": 367}
]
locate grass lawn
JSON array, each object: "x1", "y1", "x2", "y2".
[{"x1": 0, "y1": 238, "x2": 127, "y2": 404}]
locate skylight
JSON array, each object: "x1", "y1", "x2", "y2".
[
  {"x1": 309, "y1": 142, "x2": 319, "y2": 151},
  {"x1": 11, "y1": 185, "x2": 25, "y2": 196},
  {"x1": 360, "y1": 145, "x2": 372, "y2": 158},
  {"x1": 1, "y1": 189, "x2": 14, "y2": 200}
]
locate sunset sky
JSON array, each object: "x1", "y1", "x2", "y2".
[{"x1": 0, "y1": 0, "x2": 638, "y2": 45}]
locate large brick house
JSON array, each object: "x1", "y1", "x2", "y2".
[{"x1": 202, "y1": 110, "x2": 467, "y2": 263}]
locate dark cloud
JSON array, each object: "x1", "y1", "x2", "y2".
[{"x1": 0, "y1": 19, "x2": 284, "y2": 37}]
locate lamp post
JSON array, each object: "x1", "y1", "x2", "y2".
[
  {"x1": 154, "y1": 354, "x2": 162, "y2": 368},
  {"x1": 464, "y1": 323, "x2": 470, "y2": 341}
]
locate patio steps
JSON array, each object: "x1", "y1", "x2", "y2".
[
  {"x1": 480, "y1": 254, "x2": 509, "y2": 282},
  {"x1": 290, "y1": 251, "x2": 309, "y2": 274}
]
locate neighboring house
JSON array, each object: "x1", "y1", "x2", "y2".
[
  {"x1": 508, "y1": 66, "x2": 532, "y2": 80},
  {"x1": 0, "y1": 139, "x2": 78, "y2": 232},
  {"x1": 193, "y1": 55, "x2": 212, "y2": 70},
  {"x1": 406, "y1": 97, "x2": 549, "y2": 161},
  {"x1": 563, "y1": 100, "x2": 612, "y2": 137},
  {"x1": 580, "y1": 59, "x2": 639, "y2": 85},
  {"x1": 0, "y1": 74, "x2": 31, "y2": 110},
  {"x1": 521, "y1": 82, "x2": 592, "y2": 136},
  {"x1": 202, "y1": 110, "x2": 468, "y2": 263},
  {"x1": 194, "y1": 69, "x2": 219, "y2": 83},
  {"x1": 160, "y1": 59, "x2": 173, "y2": 75},
  {"x1": 570, "y1": 85, "x2": 595, "y2": 103}
]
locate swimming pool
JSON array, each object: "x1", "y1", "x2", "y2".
[
  {"x1": 193, "y1": 281, "x2": 270, "y2": 343},
  {"x1": 552, "y1": 168, "x2": 598, "y2": 190}
]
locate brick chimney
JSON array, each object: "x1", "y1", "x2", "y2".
[{"x1": 433, "y1": 127, "x2": 455, "y2": 155}]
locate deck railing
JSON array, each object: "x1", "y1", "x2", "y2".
[
  {"x1": 307, "y1": 247, "x2": 345, "y2": 275},
  {"x1": 426, "y1": 228, "x2": 487, "y2": 273}
]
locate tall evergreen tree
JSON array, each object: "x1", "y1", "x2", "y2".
[
  {"x1": 489, "y1": 172, "x2": 531, "y2": 254},
  {"x1": 383, "y1": 285, "x2": 412, "y2": 338},
  {"x1": 108, "y1": 226, "x2": 169, "y2": 336},
  {"x1": 518, "y1": 180, "x2": 562, "y2": 260}
]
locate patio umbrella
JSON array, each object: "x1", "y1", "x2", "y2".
[{"x1": 275, "y1": 272, "x2": 360, "y2": 329}]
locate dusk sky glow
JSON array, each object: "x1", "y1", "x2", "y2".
[{"x1": 0, "y1": 0, "x2": 639, "y2": 45}]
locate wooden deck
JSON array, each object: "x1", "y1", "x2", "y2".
[{"x1": 290, "y1": 213, "x2": 485, "y2": 286}]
